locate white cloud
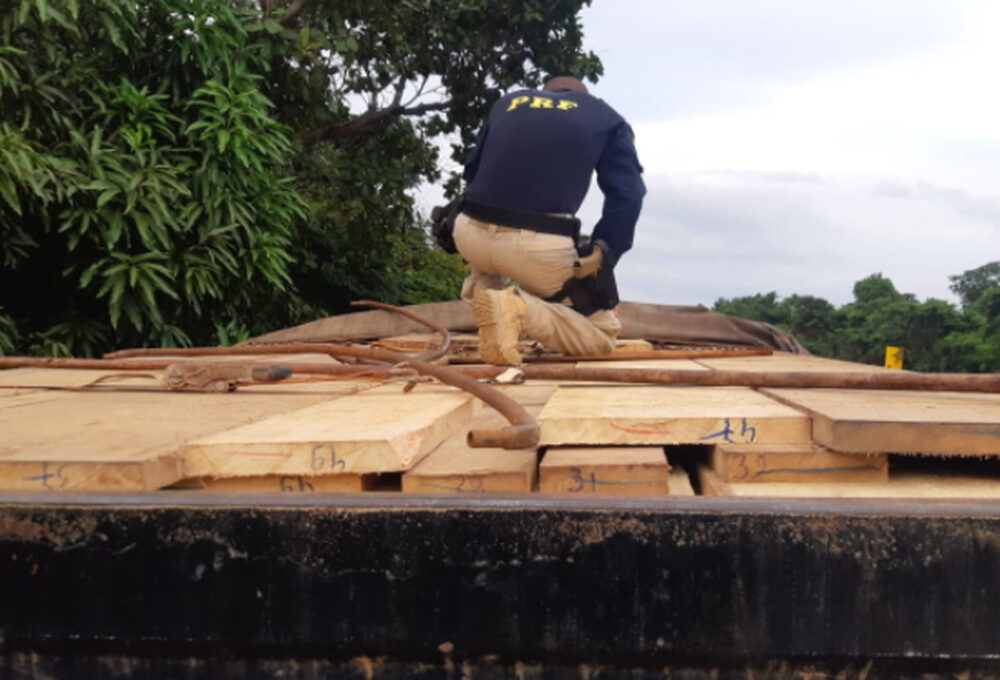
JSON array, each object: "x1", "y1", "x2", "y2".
[
  {"x1": 584, "y1": 172, "x2": 998, "y2": 307},
  {"x1": 573, "y1": 0, "x2": 1000, "y2": 307}
]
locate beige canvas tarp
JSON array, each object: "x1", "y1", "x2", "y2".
[{"x1": 250, "y1": 300, "x2": 808, "y2": 354}]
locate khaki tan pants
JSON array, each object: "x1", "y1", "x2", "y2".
[{"x1": 453, "y1": 214, "x2": 620, "y2": 355}]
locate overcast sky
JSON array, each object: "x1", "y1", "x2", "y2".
[{"x1": 575, "y1": 0, "x2": 1000, "y2": 307}]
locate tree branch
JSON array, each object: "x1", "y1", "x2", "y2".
[
  {"x1": 301, "y1": 95, "x2": 466, "y2": 145},
  {"x1": 278, "y1": 0, "x2": 313, "y2": 25}
]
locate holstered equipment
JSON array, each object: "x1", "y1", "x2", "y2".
[
  {"x1": 461, "y1": 199, "x2": 581, "y2": 239},
  {"x1": 430, "y1": 195, "x2": 464, "y2": 254},
  {"x1": 544, "y1": 238, "x2": 620, "y2": 316}
]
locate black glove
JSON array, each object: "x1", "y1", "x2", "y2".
[{"x1": 430, "y1": 195, "x2": 464, "y2": 254}]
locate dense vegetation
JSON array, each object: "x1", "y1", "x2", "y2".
[
  {"x1": 714, "y1": 262, "x2": 1000, "y2": 373},
  {"x1": 0, "y1": 0, "x2": 600, "y2": 355}
]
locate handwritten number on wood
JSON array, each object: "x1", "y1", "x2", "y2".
[
  {"x1": 731, "y1": 454, "x2": 750, "y2": 481},
  {"x1": 567, "y1": 467, "x2": 599, "y2": 492},
  {"x1": 456, "y1": 476, "x2": 484, "y2": 493},
  {"x1": 34, "y1": 463, "x2": 68, "y2": 491},
  {"x1": 310, "y1": 444, "x2": 346, "y2": 472},
  {"x1": 701, "y1": 418, "x2": 757, "y2": 444},
  {"x1": 280, "y1": 476, "x2": 316, "y2": 492}
]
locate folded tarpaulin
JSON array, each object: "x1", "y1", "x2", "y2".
[{"x1": 248, "y1": 300, "x2": 808, "y2": 354}]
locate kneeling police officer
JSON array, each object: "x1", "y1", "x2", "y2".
[{"x1": 440, "y1": 75, "x2": 645, "y2": 366}]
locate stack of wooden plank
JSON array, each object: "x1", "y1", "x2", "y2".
[{"x1": 2, "y1": 348, "x2": 1000, "y2": 498}]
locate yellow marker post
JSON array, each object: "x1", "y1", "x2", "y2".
[{"x1": 885, "y1": 346, "x2": 904, "y2": 370}]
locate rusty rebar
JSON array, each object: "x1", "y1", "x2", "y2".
[
  {"x1": 19, "y1": 352, "x2": 1000, "y2": 394},
  {"x1": 103, "y1": 343, "x2": 539, "y2": 448},
  {"x1": 521, "y1": 347, "x2": 774, "y2": 363},
  {"x1": 11, "y1": 353, "x2": 1000, "y2": 393},
  {"x1": 349, "y1": 299, "x2": 452, "y2": 361},
  {"x1": 513, "y1": 365, "x2": 1000, "y2": 392}
]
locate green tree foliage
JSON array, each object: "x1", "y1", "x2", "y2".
[
  {"x1": 949, "y1": 261, "x2": 1000, "y2": 308},
  {"x1": 1, "y1": 0, "x2": 305, "y2": 354},
  {"x1": 266, "y1": 0, "x2": 601, "y2": 311},
  {"x1": 714, "y1": 292, "x2": 836, "y2": 355},
  {"x1": 713, "y1": 267, "x2": 1000, "y2": 373},
  {"x1": 0, "y1": 0, "x2": 600, "y2": 355}
]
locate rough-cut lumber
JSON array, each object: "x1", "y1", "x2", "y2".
[
  {"x1": 0, "y1": 384, "x2": 373, "y2": 491},
  {"x1": 184, "y1": 388, "x2": 477, "y2": 477},
  {"x1": 494, "y1": 383, "x2": 558, "y2": 407},
  {"x1": 699, "y1": 464, "x2": 1000, "y2": 498},
  {"x1": 695, "y1": 352, "x2": 895, "y2": 373},
  {"x1": 762, "y1": 388, "x2": 1000, "y2": 456},
  {"x1": 710, "y1": 443, "x2": 888, "y2": 483},
  {"x1": 698, "y1": 465, "x2": 733, "y2": 496},
  {"x1": 538, "y1": 386, "x2": 811, "y2": 446},
  {"x1": 402, "y1": 402, "x2": 543, "y2": 495},
  {"x1": 172, "y1": 473, "x2": 374, "y2": 493},
  {"x1": 670, "y1": 468, "x2": 695, "y2": 496},
  {"x1": 0, "y1": 368, "x2": 153, "y2": 409},
  {"x1": 539, "y1": 446, "x2": 670, "y2": 495}
]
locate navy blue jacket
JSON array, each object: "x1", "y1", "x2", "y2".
[{"x1": 463, "y1": 88, "x2": 645, "y2": 267}]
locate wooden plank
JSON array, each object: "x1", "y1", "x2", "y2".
[
  {"x1": 538, "y1": 386, "x2": 811, "y2": 446},
  {"x1": 0, "y1": 368, "x2": 138, "y2": 389},
  {"x1": 762, "y1": 388, "x2": 1000, "y2": 456},
  {"x1": 0, "y1": 381, "x2": 376, "y2": 491},
  {"x1": 699, "y1": 464, "x2": 1000, "y2": 498},
  {"x1": 494, "y1": 383, "x2": 558, "y2": 407},
  {"x1": 184, "y1": 389, "x2": 477, "y2": 477},
  {"x1": 710, "y1": 443, "x2": 888, "y2": 483},
  {"x1": 402, "y1": 406, "x2": 541, "y2": 495},
  {"x1": 539, "y1": 446, "x2": 670, "y2": 495},
  {"x1": 697, "y1": 465, "x2": 733, "y2": 496},
  {"x1": 670, "y1": 468, "x2": 695, "y2": 496},
  {"x1": 173, "y1": 473, "x2": 373, "y2": 493},
  {"x1": 695, "y1": 352, "x2": 896, "y2": 373},
  {"x1": 0, "y1": 368, "x2": 155, "y2": 409},
  {"x1": 0, "y1": 459, "x2": 183, "y2": 492}
]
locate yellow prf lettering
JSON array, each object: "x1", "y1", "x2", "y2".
[
  {"x1": 507, "y1": 96, "x2": 531, "y2": 111},
  {"x1": 557, "y1": 100, "x2": 579, "y2": 111},
  {"x1": 530, "y1": 96, "x2": 554, "y2": 109}
]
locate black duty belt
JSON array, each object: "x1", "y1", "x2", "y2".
[{"x1": 462, "y1": 200, "x2": 580, "y2": 239}]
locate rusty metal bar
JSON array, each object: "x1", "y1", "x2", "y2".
[
  {"x1": 105, "y1": 343, "x2": 538, "y2": 449},
  {"x1": 348, "y1": 299, "x2": 452, "y2": 361},
  {"x1": 0, "y1": 357, "x2": 178, "y2": 371},
  {"x1": 521, "y1": 347, "x2": 774, "y2": 363},
  {"x1": 10, "y1": 353, "x2": 1000, "y2": 393},
  {"x1": 514, "y1": 365, "x2": 1000, "y2": 392}
]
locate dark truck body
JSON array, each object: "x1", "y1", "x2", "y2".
[{"x1": 2, "y1": 492, "x2": 999, "y2": 679}]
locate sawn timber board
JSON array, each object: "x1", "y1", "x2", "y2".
[
  {"x1": 710, "y1": 442, "x2": 888, "y2": 483},
  {"x1": 539, "y1": 446, "x2": 670, "y2": 495},
  {"x1": 538, "y1": 386, "x2": 811, "y2": 446},
  {"x1": 400, "y1": 385, "x2": 553, "y2": 495},
  {"x1": 184, "y1": 388, "x2": 477, "y2": 477},
  {"x1": 0, "y1": 382, "x2": 375, "y2": 491},
  {"x1": 761, "y1": 388, "x2": 1000, "y2": 456},
  {"x1": 694, "y1": 352, "x2": 897, "y2": 373},
  {"x1": 698, "y1": 464, "x2": 1000, "y2": 498},
  {"x1": 0, "y1": 368, "x2": 154, "y2": 409}
]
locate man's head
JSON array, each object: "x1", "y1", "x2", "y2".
[{"x1": 543, "y1": 76, "x2": 588, "y2": 93}]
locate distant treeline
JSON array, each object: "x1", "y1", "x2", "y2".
[{"x1": 713, "y1": 262, "x2": 1000, "y2": 373}]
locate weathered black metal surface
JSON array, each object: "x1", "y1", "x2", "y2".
[{"x1": 2, "y1": 492, "x2": 1000, "y2": 678}]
